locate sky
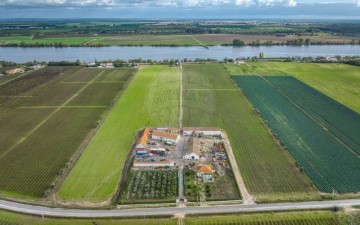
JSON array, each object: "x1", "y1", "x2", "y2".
[{"x1": 0, "y1": 0, "x2": 359, "y2": 19}]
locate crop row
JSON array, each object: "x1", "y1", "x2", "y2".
[
  {"x1": 233, "y1": 76, "x2": 360, "y2": 193},
  {"x1": 0, "y1": 67, "x2": 132, "y2": 197},
  {"x1": 265, "y1": 76, "x2": 360, "y2": 155},
  {"x1": 182, "y1": 64, "x2": 315, "y2": 199}
]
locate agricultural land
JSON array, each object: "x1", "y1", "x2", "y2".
[
  {"x1": 233, "y1": 76, "x2": 360, "y2": 193},
  {"x1": 58, "y1": 65, "x2": 180, "y2": 204},
  {"x1": 0, "y1": 209, "x2": 358, "y2": 225},
  {"x1": 0, "y1": 66, "x2": 135, "y2": 199},
  {"x1": 182, "y1": 64, "x2": 318, "y2": 202},
  {"x1": 225, "y1": 62, "x2": 360, "y2": 113}
]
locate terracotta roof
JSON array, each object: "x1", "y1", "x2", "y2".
[
  {"x1": 152, "y1": 130, "x2": 179, "y2": 140},
  {"x1": 138, "y1": 128, "x2": 149, "y2": 146},
  {"x1": 196, "y1": 165, "x2": 213, "y2": 174}
]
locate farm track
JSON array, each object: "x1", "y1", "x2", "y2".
[{"x1": 221, "y1": 131, "x2": 254, "y2": 205}]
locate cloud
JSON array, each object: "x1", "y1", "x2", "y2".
[
  {"x1": 355, "y1": 0, "x2": 360, "y2": 7},
  {"x1": 284, "y1": 0, "x2": 296, "y2": 7},
  {"x1": 0, "y1": 0, "x2": 300, "y2": 7},
  {"x1": 255, "y1": 0, "x2": 296, "y2": 7}
]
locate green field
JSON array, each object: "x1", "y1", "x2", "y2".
[
  {"x1": 233, "y1": 76, "x2": 360, "y2": 193},
  {"x1": 0, "y1": 210, "x2": 358, "y2": 225},
  {"x1": 0, "y1": 36, "x2": 104, "y2": 46},
  {"x1": 0, "y1": 67, "x2": 133, "y2": 197},
  {"x1": 182, "y1": 64, "x2": 317, "y2": 202},
  {"x1": 58, "y1": 65, "x2": 180, "y2": 203},
  {"x1": 185, "y1": 211, "x2": 351, "y2": 225},
  {"x1": 0, "y1": 210, "x2": 176, "y2": 225},
  {"x1": 0, "y1": 35, "x2": 205, "y2": 46},
  {"x1": 225, "y1": 62, "x2": 360, "y2": 114},
  {"x1": 118, "y1": 170, "x2": 178, "y2": 204}
]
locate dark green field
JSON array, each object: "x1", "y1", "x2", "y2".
[
  {"x1": 233, "y1": 76, "x2": 360, "y2": 193},
  {"x1": 0, "y1": 67, "x2": 135, "y2": 197}
]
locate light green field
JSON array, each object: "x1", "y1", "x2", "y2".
[
  {"x1": 225, "y1": 62, "x2": 360, "y2": 113},
  {"x1": 58, "y1": 65, "x2": 180, "y2": 203},
  {"x1": 96, "y1": 35, "x2": 199, "y2": 46},
  {"x1": 0, "y1": 36, "x2": 104, "y2": 45},
  {"x1": 0, "y1": 35, "x2": 220, "y2": 46},
  {"x1": 183, "y1": 64, "x2": 317, "y2": 202}
]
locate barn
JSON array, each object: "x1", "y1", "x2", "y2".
[
  {"x1": 136, "y1": 128, "x2": 149, "y2": 151},
  {"x1": 151, "y1": 130, "x2": 180, "y2": 143}
]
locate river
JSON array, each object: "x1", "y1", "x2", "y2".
[{"x1": 0, "y1": 45, "x2": 359, "y2": 63}]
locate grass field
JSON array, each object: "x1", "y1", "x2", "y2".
[
  {"x1": 225, "y1": 62, "x2": 360, "y2": 114},
  {"x1": 58, "y1": 65, "x2": 180, "y2": 203},
  {"x1": 96, "y1": 35, "x2": 200, "y2": 46},
  {"x1": 118, "y1": 170, "x2": 178, "y2": 204},
  {"x1": 182, "y1": 64, "x2": 317, "y2": 202},
  {"x1": 0, "y1": 36, "x2": 104, "y2": 45},
  {"x1": 233, "y1": 76, "x2": 360, "y2": 193},
  {"x1": 0, "y1": 67, "x2": 133, "y2": 197}
]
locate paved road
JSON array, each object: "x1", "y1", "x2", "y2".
[{"x1": 0, "y1": 199, "x2": 359, "y2": 218}]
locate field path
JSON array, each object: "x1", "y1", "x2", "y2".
[
  {"x1": 0, "y1": 70, "x2": 106, "y2": 160},
  {"x1": 179, "y1": 63, "x2": 183, "y2": 128},
  {"x1": 221, "y1": 131, "x2": 255, "y2": 205},
  {"x1": 191, "y1": 36, "x2": 208, "y2": 48}
]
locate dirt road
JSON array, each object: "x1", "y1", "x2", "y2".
[{"x1": 221, "y1": 131, "x2": 255, "y2": 205}]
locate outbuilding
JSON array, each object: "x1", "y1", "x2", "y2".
[{"x1": 152, "y1": 130, "x2": 180, "y2": 144}]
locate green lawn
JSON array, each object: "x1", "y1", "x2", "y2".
[
  {"x1": 58, "y1": 65, "x2": 180, "y2": 203},
  {"x1": 225, "y1": 62, "x2": 360, "y2": 114},
  {"x1": 183, "y1": 64, "x2": 317, "y2": 202}
]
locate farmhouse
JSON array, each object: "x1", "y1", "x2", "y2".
[
  {"x1": 98, "y1": 62, "x2": 114, "y2": 68},
  {"x1": 183, "y1": 138, "x2": 200, "y2": 160},
  {"x1": 152, "y1": 130, "x2": 180, "y2": 144},
  {"x1": 6, "y1": 67, "x2": 24, "y2": 75},
  {"x1": 136, "y1": 128, "x2": 149, "y2": 153},
  {"x1": 196, "y1": 164, "x2": 214, "y2": 182}
]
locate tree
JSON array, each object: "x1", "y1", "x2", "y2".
[
  {"x1": 232, "y1": 39, "x2": 245, "y2": 47},
  {"x1": 259, "y1": 52, "x2": 264, "y2": 59}
]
